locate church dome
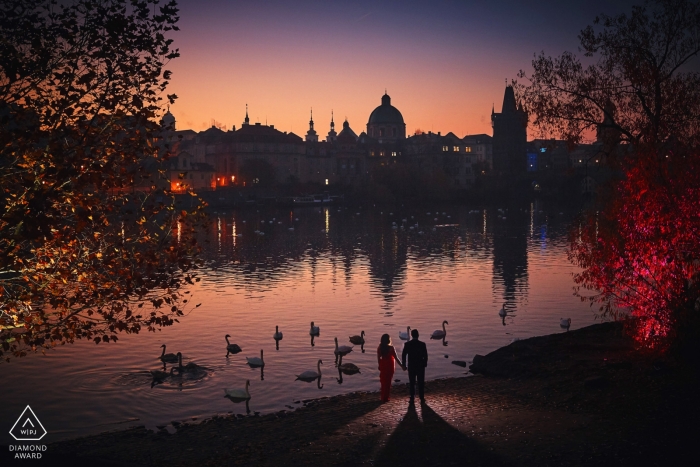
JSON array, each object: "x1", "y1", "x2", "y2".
[
  {"x1": 161, "y1": 108, "x2": 175, "y2": 130},
  {"x1": 366, "y1": 93, "x2": 406, "y2": 140},
  {"x1": 368, "y1": 93, "x2": 404, "y2": 125}
]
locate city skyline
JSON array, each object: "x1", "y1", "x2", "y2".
[{"x1": 166, "y1": 0, "x2": 638, "y2": 138}]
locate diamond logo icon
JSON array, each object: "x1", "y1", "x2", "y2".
[{"x1": 9, "y1": 405, "x2": 47, "y2": 441}]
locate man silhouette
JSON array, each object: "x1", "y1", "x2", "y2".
[{"x1": 402, "y1": 329, "x2": 428, "y2": 403}]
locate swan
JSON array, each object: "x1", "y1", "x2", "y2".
[
  {"x1": 158, "y1": 344, "x2": 178, "y2": 363},
  {"x1": 225, "y1": 380, "x2": 251, "y2": 400},
  {"x1": 273, "y1": 326, "x2": 283, "y2": 341},
  {"x1": 310, "y1": 321, "x2": 320, "y2": 336},
  {"x1": 430, "y1": 320, "x2": 449, "y2": 339},
  {"x1": 349, "y1": 331, "x2": 365, "y2": 345},
  {"x1": 225, "y1": 335, "x2": 242, "y2": 354},
  {"x1": 338, "y1": 354, "x2": 361, "y2": 375},
  {"x1": 246, "y1": 349, "x2": 265, "y2": 367},
  {"x1": 174, "y1": 352, "x2": 207, "y2": 374},
  {"x1": 398, "y1": 326, "x2": 411, "y2": 341},
  {"x1": 150, "y1": 367, "x2": 175, "y2": 381},
  {"x1": 560, "y1": 318, "x2": 571, "y2": 329},
  {"x1": 498, "y1": 304, "x2": 507, "y2": 318},
  {"x1": 334, "y1": 337, "x2": 353, "y2": 355},
  {"x1": 296, "y1": 359, "x2": 323, "y2": 381}
]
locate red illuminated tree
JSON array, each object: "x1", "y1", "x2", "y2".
[
  {"x1": 569, "y1": 150, "x2": 700, "y2": 348},
  {"x1": 0, "y1": 0, "x2": 205, "y2": 361},
  {"x1": 518, "y1": 0, "x2": 700, "y2": 348}
]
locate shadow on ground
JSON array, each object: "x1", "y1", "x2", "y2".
[{"x1": 375, "y1": 402, "x2": 511, "y2": 467}]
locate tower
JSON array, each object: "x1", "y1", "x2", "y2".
[
  {"x1": 243, "y1": 103, "x2": 249, "y2": 126},
  {"x1": 305, "y1": 108, "x2": 318, "y2": 142},
  {"x1": 327, "y1": 110, "x2": 337, "y2": 143},
  {"x1": 491, "y1": 84, "x2": 528, "y2": 175}
]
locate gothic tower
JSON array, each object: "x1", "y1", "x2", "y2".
[{"x1": 491, "y1": 84, "x2": 528, "y2": 175}]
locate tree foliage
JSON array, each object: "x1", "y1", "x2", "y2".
[
  {"x1": 529, "y1": 0, "x2": 700, "y2": 350},
  {"x1": 517, "y1": 0, "x2": 700, "y2": 150},
  {"x1": 0, "y1": 0, "x2": 203, "y2": 361},
  {"x1": 569, "y1": 150, "x2": 700, "y2": 349}
]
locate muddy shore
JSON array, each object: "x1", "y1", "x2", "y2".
[{"x1": 10, "y1": 322, "x2": 698, "y2": 466}]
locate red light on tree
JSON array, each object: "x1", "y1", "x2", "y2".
[{"x1": 569, "y1": 150, "x2": 700, "y2": 349}]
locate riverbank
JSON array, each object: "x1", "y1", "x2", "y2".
[{"x1": 31, "y1": 322, "x2": 698, "y2": 465}]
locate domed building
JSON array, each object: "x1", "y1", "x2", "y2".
[
  {"x1": 367, "y1": 92, "x2": 405, "y2": 142},
  {"x1": 160, "y1": 107, "x2": 175, "y2": 131}
]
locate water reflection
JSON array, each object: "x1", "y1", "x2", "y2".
[
  {"x1": 2, "y1": 203, "x2": 594, "y2": 445},
  {"x1": 492, "y1": 209, "x2": 529, "y2": 306}
]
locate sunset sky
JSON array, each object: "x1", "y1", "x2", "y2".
[{"x1": 166, "y1": 0, "x2": 637, "y2": 139}]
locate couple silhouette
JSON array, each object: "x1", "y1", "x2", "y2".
[{"x1": 377, "y1": 329, "x2": 428, "y2": 403}]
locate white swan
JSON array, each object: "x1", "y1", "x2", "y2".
[
  {"x1": 430, "y1": 320, "x2": 448, "y2": 339},
  {"x1": 158, "y1": 344, "x2": 178, "y2": 363},
  {"x1": 225, "y1": 380, "x2": 251, "y2": 400},
  {"x1": 310, "y1": 321, "x2": 320, "y2": 336},
  {"x1": 398, "y1": 326, "x2": 411, "y2": 341},
  {"x1": 334, "y1": 337, "x2": 353, "y2": 355},
  {"x1": 498, "y1": 304, "x2": 507, "y2": 318},
  {"x1": 273, "y1": 325, "x2": 283, "y2": 341},
  {"x1": 349, "y1": 330, "x2": 365, "y2": 345},
  {"x1": 338, "y1": 354, "x2": 361, "y2": 374},
  {"x1": 296, "y1": 359, "x2": 323, "y2": 381},
  {"x1": 560, "y1": 318, "x2": 571, "y2": 329},
  {"x1": 225, "y1": 334, "x2": 242, "y2": 354},
  {"x1": 246, "y1": 349, "x2": 265, "y2": 367}
]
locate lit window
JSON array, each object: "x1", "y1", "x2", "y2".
[
  {"x1": 380, "y1": 151, "x2": 385, "y2": 157},
  {"x1": 391, "y1": 152, "x2": 397, "y2": 157},
  {"x1": 325, "y1": 179, "x2": 329, "y2": 185},
  {"x1": 465, "y1": 147, "x2": 472, "y2": 152},
  {"x1": 370, "y1": 151, "x2": 375, "y2": 157},
  {"x1": 454, "y1": 146, "x2": 459, "y2": 152},
  {"x1": 442, "y1": 146, "x2": 448, "y2": 151}
]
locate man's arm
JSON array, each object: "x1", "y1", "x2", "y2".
[
  {"x1": 402, "y1": 342, "x2": 408, "y2": 368},
  {"x1": 423, "y1": 342, "x2": 428, "y2": 367}
]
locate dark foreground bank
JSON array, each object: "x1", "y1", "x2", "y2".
[{"x1": 7, "y1": 322, "x2": 698, "y2": 466}]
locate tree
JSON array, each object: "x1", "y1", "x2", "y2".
[
  {"x1": 569, "y1": 149, "x2": 700, "y2": 349},
  {"x1": 520, "y1": 0, "x2": 700, "y2": 349},
  {"x1": 517, "y1": 0, "x2": 700, "y2": 152},
  {"x1": 0, "y1": 0, "x2": 204, "y2": 361}
]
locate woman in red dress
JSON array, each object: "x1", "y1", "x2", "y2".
[{"x1": 377, "y1": 334, "x2": 406, "y2": 402}]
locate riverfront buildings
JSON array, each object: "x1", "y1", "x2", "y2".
[{"x1": 161, "y1": 84, "x2": 610, "y2": 195}]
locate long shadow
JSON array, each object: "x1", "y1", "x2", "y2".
[{"x1": 375, "y1": 402, "x2": 511, "y2": 466}]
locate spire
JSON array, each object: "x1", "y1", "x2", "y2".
[
  {"x1": 326, "y1": 110, "x2": 337, "y2": 143},
  {"x1": 501, "y1": 85, "x2": 517, "y2": 113},
  {"x1": 306, "y1": 107, "x2": 318, "y2": 142},
  {"x1": 244, "y1": 103, "x2": 249, "y2": 125}
]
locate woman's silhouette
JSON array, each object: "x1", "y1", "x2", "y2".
[{"x1": 377, "y1": 333, "x2": 406, "y2": 402}]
